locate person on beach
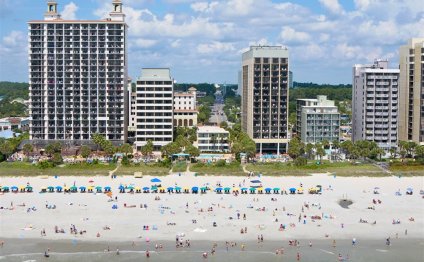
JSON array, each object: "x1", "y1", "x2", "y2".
[
  {"x1": 309, "y1": 241, "x2": 312, "y2": 247},
  {"x1": 297, "y1": 252, "x2": 301, "y2": 261},
  {"x1": 116, "y1": 248, "x2": 120, "y2": 255},
  {"x1": 333, "y1": 240, "x2": 336, "y2": 248},
  {"x1": 146, "y1": 250, "x2": 150, "y2": 258}
]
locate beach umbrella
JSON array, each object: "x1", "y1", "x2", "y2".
[
  {"x1": 56, "y1": 186, "x2": 63, "y2": 190},
  {"x1": 11, "y1": 186, "x2": 18, "y2": 191},
  {"x1": 135, "y1": 186, "x2": 141, "y2": 191},
  {"x1": 151, "y1": 185, "x2": 158, "y2": 190},
  {"x1": 175, "y1": 186, "x2": 182, "y2": 191},
  {"x1": 273, "y1": 187, "x2": 280, "y2": 191},
  {"x1": 26, "y1": 186, "x2": 33, "y2": 192},
  {"x1": 406, "y1": 187, "x2": 413, "y2": 191},
  {"x1": 2, "y1": 186, "x2": 10, "y2": 192},
  {"x1": 127, "y1": 185, "x2": 135, "y2": 190},
  {"x1": 289, "y1": 187, "x2": 296, "y2": 191},
  {"x1": 119, "y1": 185, "x2": 125, "y2": 190},
  {"x1": 143, "y1": 186, "x2": 150, "y2": 190},
  {"x1": 104, "y1": 186, "x2": 111, "y2": 192},
  {"x1": 19, "y1": 186, "x2": 26, "y2": 191},
  {"x1": 151, "y1": 178, "x2": 161, "y2": 183},
  {"x1": 87, "y1": 186, "x2": 94, "y2": 190},
  {"x1": 192, "y1": 186, "x2": 199, "y2": 192},
  {"x1": 167, "y1": 186, "x2": 174, "y2": 191},
  {"x1": 95, "y1": 186, "x2": 102, "y2": 191},
  {"x1": 241, "y1": 187, "x2": 248, "y2": 191},
  {"x1": 70, "y1": 186, "x2": 77, "y2": 191},
  {"x1": 374, "y1": 187, "x2": 380, "y2": 190},
  {"x1": 251, "y1": 180, "x2": 261, "y2": 183},
  {"x1": 79, "y1": 186, "x2": 86, "y2": 190},
  {"x1": 224, "y1": 187, "x2": 231, "y2": 191}
]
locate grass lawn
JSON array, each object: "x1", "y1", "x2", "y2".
[
  {"x1": 246, "y1": 162, "x2": 389, "y2": 177},
  {"x1": 389, "y1": 162, "x2": 424, "y2": 176},
  {"x1": 0, "y1": 162, "x2": 116, "y2": 176},
  {"x1": 115, "y1": 164, "x2": 170, "y2": 176},
  {"x1": 190, "y1": 162, "x2": 244, "y2": 176},
  {"x1": 172, "y1": 161, "x2": 187, "y2": 173}
]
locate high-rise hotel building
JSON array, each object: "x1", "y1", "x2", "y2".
[
  {"x1": 352, "y1": 60, "x2": 399, "y2": 151},
  {"x1": 241, "y1": 46, "x2": 289, "y2": 154},
  {"x1": 28, "y1": 0, "x2": 128, "y2": 142},
  {"x1": 399, "y1": 38, "x2": 424, "y2": 145},
  {"x1": 135, "y1": 69, "x2": 174, "y2": 151}
]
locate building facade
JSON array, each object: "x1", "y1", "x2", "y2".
[
  {"x1": 173, "y1": 87, "x2": 198, "y2": 127},
  {"x1": 352, "y1": 60, "x2": 399, "y2": 151},
  {"x1": 135, "y1": 68, "x2": 174, "y2": 151},
  {"x1": 399, "y1": 38, "x2": 424, "y2": 145},
  {"x1": 196, "y1": 126, "x2": 229, "y2": 153},
  {"x1": 296, "y1": 96, "x2": 340, "y2": 144},
  {"x1": 28, "y1": 0, "x2": 128, "y2": 142},
  {"x1": 241, "y1": 46, "x2": 289, "y2": 154}
]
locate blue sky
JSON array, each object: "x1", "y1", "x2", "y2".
[{"x1": 0, "y1": 0, "x2": 423, "y2": 84}]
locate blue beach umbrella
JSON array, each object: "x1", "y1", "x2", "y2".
[{"x1": 151, "y1": 178, "x2": 161, "y2": 183}]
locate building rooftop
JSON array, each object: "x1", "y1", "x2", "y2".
[{"x1": 197, "y1": 126, "x2": 229, "y2": 134}]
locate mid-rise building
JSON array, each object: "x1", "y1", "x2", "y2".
[
  {"x1": 173, "y1": 87, "x2": 198, "y2": 127},
  {"x1": 241, "y1": 46, "x2": 289, "y2": 154},
  {"x1": 296, "y1": 96, "x2": 340, "y2": 144},
  {"x1": 352, "y1": 59, "x2": 399, "y2": 151},
  {"x1": 196, "y1": 126, "x2": 229, "y2": 153},
  {"x1": 399, "y1": 38, "x2": 424, "y2": 145},
  {"x1": 28, "y1": 0, "x2": 128, "y2": 142},
  {"x1": 135, "y1": 68, "x2": 174, "y2": 151}
]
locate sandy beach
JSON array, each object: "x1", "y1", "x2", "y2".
[{"x1": 0, "y1": 173, "x2": 423, "y2": 260}]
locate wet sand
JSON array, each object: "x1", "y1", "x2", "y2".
[{"x1": 0, "y1": 238, "x2": 423, "y2": 261}]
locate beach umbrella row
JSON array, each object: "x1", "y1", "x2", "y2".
[{"x1": 0, "y1": 185, "x2": 33, "y2": 193}]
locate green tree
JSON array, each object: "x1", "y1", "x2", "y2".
[
  {"x1": 185, "y1": 144, "x2": 200, "y2": 157},
  {"x1": 231, "y1": 132, "x2": 256, "y2": 161},
  {"x1": 80, "y1": 145, "x2": 91, "y2": 160},
  {"x1": 219, "y1": 121, "x2": 228, "y2": 129},
  {"x1": 45, "y1": 142, "x2": 62, "y2": 155},
  {"x1": 51, "y1": 152, "x2": 63, "y2": 165},
  {"x1": 415, "y1": 145, "x2": 424, "y2": 160},
  {"x1": 288, "y1": 137, "x2": 304, "y2": 159},
  {"x1": 305, "y1": 143, "x2": 315, "y2": 160},
  {"x1": 119, "y1": 143, "x2": 133, "y2": 155},
  {"x1": 175, "y1": 135, "x2": 190, "y2": 148},
  {"x1": 141, "y1": 140, "x2": 154, "y2": 157},
  {"x1": 0, "y1": 140, "x2": 14, "y2": 158},
  {"x1": 161, "y1": 142, "x2": 181, "y2": 157},
  {"x1": 315, "y1": 143, "x2": 325, "y2": 161},
  {"x1": 23, "y1": 143, "x2": 34, "y2": 156},
  {"x1": 389, "y1": 148, "x2": 397, "y2": 159}
]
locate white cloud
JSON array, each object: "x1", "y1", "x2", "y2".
[
  {"x1": 197, "y1": 41, "x2": 235, "y2": 54},
  {"x1": 134, "y1": 38, "x2": 157, "y2": 48},
  {"x1": 354, "y1": 0, "x2": 371, "y2": 11},
  {"x1": 61, "y1": 2, "x2": 78, "y2": 20},
  {"x1": 225, "y1": 0, "x2": 254, "y2": 16},
  {"x1": 2, "y1": 31, "x2": 25, "y2": 46},
  {"x1": 280, "y1": 27, "x2": 311, "y2": 43},
  {"x1": 319, "y1": 0, "x2": 345, "y2": 15},
  {"x1": 191, "y1": 2, "x2": 218, "y2": 13}
]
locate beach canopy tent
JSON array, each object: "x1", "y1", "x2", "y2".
[
  {"x1": 143, "y1": 187, "x2": 150, "y2": 193},
  {"x1": 215, "y1": 187, "x2": 223, "y2": 193},
  {"x1": 289, "y1": 188, "x2": 296, "y2": 194},
  {"x1": 273, "y1": 187, "x2": 280, "y2": 193},
  {"x1": 127, "y1": 185, "x2": 135, "y2": 191},
  {"x1": 249, "y1": 187, "x2": 256, "y2": 193},
  {"x1": 251, "y1": 180, "x2": 261, "y2": 183},
  {"x1": 232, "y1": 187, "x2": 239, "y2": 192},
  {"x1": 79, "y1": 186, "x2": 86, "y2": 192},
  {"x1": 175, "y1": 186, "x2": 182, "y2": 193},
  {"x1": 87, "y1": 186, "x2": 94, "y2": 192},
  {"x1": 47, "y1": 186, "x2": 55, "y2": 192},
  {"x1": 192, "y1": 186, "x2": 199, "y2": 193},
  {"x1": 183, "y1": 187, "x2": 190, "y2": 193},
  {"x1": 135, "y1": 187, "x2": 141, "y2": 193},
  {"x1": 167, "y1": 187, "x2": 174, "y2": 192},
  {"x1": 56, "y1": 186, "x2": 63, "y2": 192},
  {"x1": 265, "y1": 188, "x2": 272, "y2": 194},
  {"x1": 200, "y1": 187, "x2": 207, "y2": 193},
  {"x1": 104, "y1": 186, "x2": 112, "y2": 192},
  {"x1": 11, "y1": 186, "x2": 18, "y2": 192},
  {"x1": 2, "y1": 186, "x2": 9, "y2": 192},
  {"x1": 151, "y1": 178, "x2": 161, "y2": 183},
  {"x1": 297, "y1": 188, "x2": 304, "y2": 194},
  {"x1": 95, "y1": 186, "x2": 102, "y2": 192},
  {"x1": 241, "y1": 188, "x2": 248, "y2": 194},
  {"x1": 25, "y1": 185, "x2": 33, "y2": 192},
  {"x1": 151, "y1": 186, "x2": 158, "y2": 191},
  {"x1": 119, "y1": 185, "x2": 125, "y2": 193},
  {"x1": 70, "y1": 186, "x2": 77, "y2": 192},
  {"x1": 224, "y1": 187, "x2": 231, "y2": 194}
]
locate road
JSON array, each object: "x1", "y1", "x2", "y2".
[{"x1": 208, "y1": 92, "x2": 227, "y2": 125}]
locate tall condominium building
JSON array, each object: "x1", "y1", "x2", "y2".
[
  {"x1": 28, "y1": 0, "x2": 128, "y2": 142},
  {"x1": 135, "y1": 68, "x2": 174, "y2": 151},
  {"x1": 352, "y1": 60, "x2": 399, "y2": 151},
  {"x1": 399, "y1": 38, "x2": 424, "y2": 145},
  {"x1": 241, "y1": 46, "x2": 289, "y2": 154},
  {"x1": 296, "y1": 96, "x2": 340, "y2": 144},
  {"x1": 173, "y1": 87, "x2": 198, "y2": 127}
]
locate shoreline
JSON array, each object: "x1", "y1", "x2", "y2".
[{"x1": 1, "y1": 238, "x2": 423, "y2": 262}]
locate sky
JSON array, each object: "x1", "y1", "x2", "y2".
[{"x1": 0, "y1": 0, "x2": 423, "y2": 84}]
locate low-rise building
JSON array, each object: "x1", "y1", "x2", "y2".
[
  {"x1": 0, "y1": 117, "x2": 30, "y2": 131},
  {"x1": 173, "y1": 87, "x2": 198, "y2": 127},
  {"x1": 296, "y1": 95, "x2": 340, "y2": 144},
  {"x1": 196, "y1": 126, "x2": 230, "y2": 153}
]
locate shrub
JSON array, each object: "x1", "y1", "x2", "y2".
[{"x1": 294, "y1": 157, "x2": 308, "y2": 166}]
